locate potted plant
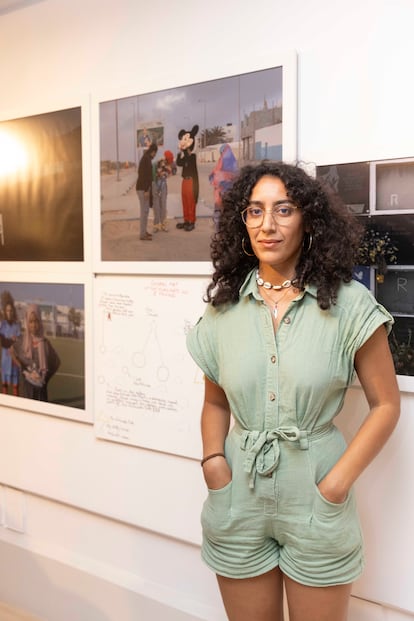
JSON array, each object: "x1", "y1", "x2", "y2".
[{"x1": 356, "y1": 227, "x2": 398, "y2": 283}]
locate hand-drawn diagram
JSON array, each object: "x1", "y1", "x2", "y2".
[{"x1": 94, "y1": 275, "x2": 207, "y2": 458}]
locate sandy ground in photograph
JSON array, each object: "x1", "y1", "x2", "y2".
[{"x1": 101, "y1": 164, "x2": 218, "y2": 262}]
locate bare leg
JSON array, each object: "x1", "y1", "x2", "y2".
[
  {"x1": 284, "y1": 574, "x2": 352, "y2": 621},
  {"x1": 217, "y1": 567, "x2": 284, "y2": 621}
]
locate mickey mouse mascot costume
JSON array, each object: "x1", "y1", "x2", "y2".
[{"x1": 176, "y1": 124, "x2": 199, "y2": 231}]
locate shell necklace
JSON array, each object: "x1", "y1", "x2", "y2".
[
  {"x1": 256, "y1": 270, "x2": 296, "y2": 319},
  {"x1": 255, "y1": 269, "x2": 297, "y2": 291}
]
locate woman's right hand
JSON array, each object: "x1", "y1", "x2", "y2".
[{"x1": 202, "y1": 456, "x2": 232, "y2": 490}]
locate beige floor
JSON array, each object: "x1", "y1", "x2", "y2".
[{"x1": 0, "y1": 603, "x2": 42, "y2": 621}]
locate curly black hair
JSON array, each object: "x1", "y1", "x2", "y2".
[{"x1": 205, "y1": 160, "x2": 363, "y2": 310}]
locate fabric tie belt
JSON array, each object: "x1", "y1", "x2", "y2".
[{"x1": 234, "y1": 422, "x2": 333, "y2": 488}]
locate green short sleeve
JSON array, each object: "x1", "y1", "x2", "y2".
[
  {"x1": 186, "y1": 304, "x2": 220, "y2": 384},
  {"x1": 340, "y1": 282, "x2": 394, "y2": 356}
]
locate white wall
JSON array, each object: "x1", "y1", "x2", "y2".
[{"x1": 0, "y1": 1, "x2": 413, "y2": 620}]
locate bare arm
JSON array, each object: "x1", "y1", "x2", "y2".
[
  {"x1": 201, "y1": 376, "x2": 232, "y2": 490},
  {"x1": 9, "y1": 344, "x2": 23, "y2": 368},
  {"x1": 318, "y1": 325, "x2": 400, "y2": 503}
]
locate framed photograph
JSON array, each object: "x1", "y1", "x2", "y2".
[
  {"x1": 0, "y1": 275, "x2": 92, "y2": 422},
  {"x1": 363, "y1": 213, "x2": 414, "y2": 266},
  {"x1": 376, "y1": 267, "x2": 414, "y2": 391},
  {"x1": 93, "y1": 52, "x2": 297, "y2": 274},
  {"x1": 370, "y1": 158, "x2": 414, "y2": 213},
  {"x1": 316, "y1": 162, "x2": 369, "y2": 214},
  {"x1": 376, "y1": 266, "x2": 414, "y2": 315},
  {"x1": 317, "y1": 157, "x2": 414, "y2": 391},
  {"x1": 0, "y1": 104, "x2": 88, "y2": 269}
]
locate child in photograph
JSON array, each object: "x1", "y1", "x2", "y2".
[
  {"x1": 11, "y1": 304, "x2": 60, "y2": 402},
  {"x1": 152, "y1": 150, "x2": 173, "y2": 232},
  {"x1": 0, "y1": 298, "x2": 21, "y2": 396}
]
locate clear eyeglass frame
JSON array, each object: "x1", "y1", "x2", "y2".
[{"x1": 241, "y1": 201, "x2": 299, "y2": 228}]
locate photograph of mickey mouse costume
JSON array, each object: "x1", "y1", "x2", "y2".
[{"x1": 176, "y1": 124, "x2": 199, "y2": 232}]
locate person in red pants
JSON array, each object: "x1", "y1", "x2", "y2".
[{"x1": 176, "y1": 125, "x2": 199, "y2": 232}]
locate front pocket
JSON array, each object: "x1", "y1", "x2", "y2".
[
  {"x1": 201, "y1": 480, "x2": 233, "y2": 538},
  {"x1": 207, "y1": 479, "x2": 233, "y2": 494},
  {"x1": 309, "y1": 487, "x2": 362, "y2": 554},
  {"x1": 313, "y1": 484, "x2": 348, "y2": 513}
]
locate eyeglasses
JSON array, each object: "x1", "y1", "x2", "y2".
[{"x1": 241, "y1": 201, "x2": 299, "y2": 228}]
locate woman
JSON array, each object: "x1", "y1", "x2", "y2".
[
  {"x1": 12, "y1": 304, "x2": 60, "y2": 402},
  {"x1": 0, "y1": 300, "x2": 21, "y2": 395},
  {"x1": 186, "y1": 161, "x2": 400, "y2": 621}
]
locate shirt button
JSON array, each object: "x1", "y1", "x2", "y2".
[
  {"x1": 269, "y1": 392, "x2": 276, "y2": 401},
  {"x1": 283, "y1": 317, "x2": 291, "y2": 324},
  {"x1": 271, "y1": 355, "x2": 276, "y2": 363}
]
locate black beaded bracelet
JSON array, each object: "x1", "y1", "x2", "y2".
[{"x1": 200, "y1": 452, "x2": 226, "y2": 467}]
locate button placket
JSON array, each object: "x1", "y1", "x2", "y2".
[{"x1": 260, "y1": 301, "x2": 279, "y2": 430}]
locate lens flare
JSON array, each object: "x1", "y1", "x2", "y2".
[{"x1": 0, "y1": 129, "x2": 28, "y2": 178}]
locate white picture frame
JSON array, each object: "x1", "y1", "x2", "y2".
[
  {"x1": 0, "y1": 272, "x2": 93, "y2": 423},
  {"x1": 0, "y1": 97, "x2": 92, "y2": 274},
  {"x1": 92, "y1": 51, "x2": 297, "y2": 275}
]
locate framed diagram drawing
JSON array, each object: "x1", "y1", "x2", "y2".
[
  {"x1": 93, "y1": 52, "x2": 297, "y2": 274},
  {"x1": 93, "y1": 274, "x2": 208, "y2": 457}
]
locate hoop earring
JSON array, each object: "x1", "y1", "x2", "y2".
[
  {"x1": 303, "y1": 232, "x2": 313, "y2": 253},
  {"x1": 242, "y1": 237, "x2": 255, "y2": 257}
]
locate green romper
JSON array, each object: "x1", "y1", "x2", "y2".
[{"x1": 186, "y1": 269, "x2": 393, "y2": 586}]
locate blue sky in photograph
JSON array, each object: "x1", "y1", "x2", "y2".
[
  {"x1": 0, "y1": 282, "x2": 84, "y2": 308},
  {"x1": 100, "y1": 66, "x2": 282, "y2": 162}
]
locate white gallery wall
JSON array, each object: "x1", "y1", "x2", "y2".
[{"x1": 0, "y1": 1, "x2": 413, "y2": 620}]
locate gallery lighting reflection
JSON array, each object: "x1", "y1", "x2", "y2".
[{"x1": 0, "y1": 129, "x2": 28, "y2": 178}]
